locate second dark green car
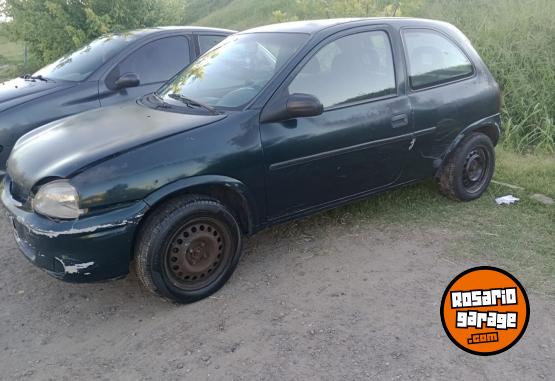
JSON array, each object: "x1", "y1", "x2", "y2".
[{"x1": 2, "y1": 18, "x2": 501, "y2": 303}]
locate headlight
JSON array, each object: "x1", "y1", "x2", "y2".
[{"x1": 32, "y1": 180, "x2": 85, "y2": 219}]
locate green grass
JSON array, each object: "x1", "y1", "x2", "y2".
[
  {"x1": 0, "y1": 34, "x2": 23, "y2": 63},
  {"x1": 0, "y1": 33, "x2": 24, "y2": 81},
  {"x1": 414, "y1": 0, "x2": 555, "y2": 154},
  {"x1": 194, "y1": 0, "x2": 292, "y2": 30},
  {"x1": 317, "y1": 148, "x2": 555, "y2": 295}
]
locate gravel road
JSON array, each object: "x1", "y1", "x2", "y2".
[{"x1": 1, "y1": 210, "x2": 553, "y2": 380}]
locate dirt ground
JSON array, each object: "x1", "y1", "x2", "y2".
[{"x1": 1, "y1": 210, "x2": 553, "y2": 381}]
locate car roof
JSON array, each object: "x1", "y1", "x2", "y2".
[
  {"x1": 143, "y1": 26, "x2": 236, "y2": 34},
  {"x1": 106, "y1": 26, "x2": 235, "y2": 41},
  {"x1": 239, "y1": 17, "x2": 452, "y2": 34}
]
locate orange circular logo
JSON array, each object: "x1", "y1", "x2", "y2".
[{"x1": 440, "y1": 266, "x2": 529, "y2": 355}]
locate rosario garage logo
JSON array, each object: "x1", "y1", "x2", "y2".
[{"x1": 440, "y1": 266, "x2": 529, "y2": 355}]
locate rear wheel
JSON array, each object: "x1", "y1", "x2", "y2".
[
  {"x1": 438, "y1": 133, "x2": 495, "y2": 201},
  {"x1": 135, "y1": 195, "x2": 242, "y2": 303}
]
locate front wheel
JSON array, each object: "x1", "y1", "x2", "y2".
[
  {"x1": 438, "y1": 133, "x2": 495, "y2": 201},
  {"x1": 135, "y1": 195, "x2": 242, "y2": 303}
]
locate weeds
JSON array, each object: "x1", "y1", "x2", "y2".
[{"x1": 415, "y1": 0, "x2": 555, "y2": 153}]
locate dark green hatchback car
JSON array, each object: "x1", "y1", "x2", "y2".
[{"x1": 2, "y1": 18, "x2": 500, "y2": 303}]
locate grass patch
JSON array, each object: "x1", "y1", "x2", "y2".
[
  {"x1": 0, "y1": 34, "x2": 23, "y2": 63},
  {"x1": 0, "y1": 33, "x2": 24, "y2": 81},
  {"x1": 415, "y1": 0, "x2": 555, "y2": 153},
  {"x1": 318, "y1": 147, "x2": 555, "y2": 295},
  {"x1": 194, "y1": 0, "x2": 292, "y2": 30}
]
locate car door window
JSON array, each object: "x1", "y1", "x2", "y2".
[
  {"x1": 116, "y1": 36, "x2": 190, "y2": 85},
  {"x1": 288, "y1": 31, "x2": 396, "y2": 109},
  {"x1": 198, "y1": 35, "x2": 227, "y2": 54},
  {"x1": 403, "y1": 29, "x2": 473, "y2": 89}
]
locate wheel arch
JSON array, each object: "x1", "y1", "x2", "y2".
[
  {"x1": 436, "y1": 114, "x2": 501, "y2": 177},
  {"x1": 140, "y1": 175, "x2": 258, "y2": 237}
]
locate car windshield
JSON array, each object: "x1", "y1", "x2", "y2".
[
  {"x1": 34, "y1": 34, "x2": 137, "y2": 82},
  {"x1": 158, "y1": 32, "x2": 309, "y2": 109}
]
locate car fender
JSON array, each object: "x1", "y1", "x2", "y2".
[
  {"x1": 143, "y1": 175, "x2": 259, "y2": 234},
  {"x1": 436, "y1": 113, "x2": 501, "y2": 175}
]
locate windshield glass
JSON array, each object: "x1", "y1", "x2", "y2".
[
  {"x1": 34, "y1": 34, "x2": 137, "y2": 82},
  {"x1": 159, "y1": 33, "x2": 309, "y2": 109}
]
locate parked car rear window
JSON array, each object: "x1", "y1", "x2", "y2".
[
  {"x1": 403, "y1": 29, "x2": 473, "y2": 89},
  {"x1": 116, "y1": 36, "x2": 190, "y2": 85},
  {"x1": 198, "y1": 35, "x2": 227, "y2": 54},
  {"x1": 159, "y1": 33, "x2": 309, "y2": 109},
  {"x1": 288, "y1": 31, "x2": 396, "y2": 108},
  {"x1": 34, "y1": 34, "x2": 137, "y2": 82}
]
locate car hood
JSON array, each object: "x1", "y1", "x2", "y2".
[
  {"x1": 7, "y1": 101, "x2": 226, "y2": 196},
  {"x1": 0, "y1": 77, "x2": 75, "y2": 113}
]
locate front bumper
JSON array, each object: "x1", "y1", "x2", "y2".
[{"x1": 2, "y1": 183, "x2": 149, "y2": 282}]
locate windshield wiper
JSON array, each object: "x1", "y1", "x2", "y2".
[
  {"x1": 21, "y1": 74, "x2": 49, "y2": 82},
  {"x1": 150, "y1": 92, "x2": 171, "y2": 109},
  {"x1": 167, "y1": 93, "x2": 219, "y2": 115}
]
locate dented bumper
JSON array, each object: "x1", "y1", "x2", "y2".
[{"x1": 2, "y1": 184, "x2": 148, "y2": 282}]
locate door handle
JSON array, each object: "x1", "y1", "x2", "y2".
[{"x1": 391, "y1": 113, "x2": 409, "y2": 128}]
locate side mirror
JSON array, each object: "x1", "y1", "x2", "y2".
[
  {"x1": 114, "y1": 73, "x2": 140, "y2": 89},
  {"x1": 260, "y1": 93, "x2": 323, "y2": 123}
]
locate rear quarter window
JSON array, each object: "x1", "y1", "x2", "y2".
[
  {"x1": 403, "y1": 29, "x2": 474, "y2": 90},
  {"x1": 198, "y1": 35, "x2": 227, "y2": 54}
]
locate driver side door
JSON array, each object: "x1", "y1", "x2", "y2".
[
  {"x1": 260, "y1": 27, "x2": 412, "y2": 220},
  {"x1": 99, "y1": 35, "x2": 193, "y2": 106}
]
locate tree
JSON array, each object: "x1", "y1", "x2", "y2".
[{"x1": 2, "y1": 0, "x2": 183, "y2": 68}]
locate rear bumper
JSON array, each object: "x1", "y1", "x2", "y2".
[{"x1": 2, "y1": 183, "x2": 149, "y2": 282}]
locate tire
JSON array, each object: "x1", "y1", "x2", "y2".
[
  {"x1": 438, "y1": 133, "x2": 495, "y2": 201},
  {"x1": 135, "y1": 195, "x2": 242, "y2": 303}
]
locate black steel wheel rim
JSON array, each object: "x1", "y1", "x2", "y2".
[
  {"x1": 163, "y1": 217, "x2": 232, "y2": 291},
  {"x1": 462, "y1": 146, "x2": 490, "y2": 193}
]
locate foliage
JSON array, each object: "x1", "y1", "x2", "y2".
[
  {"x1": 191, "y1": 0, "x2": 292, "y2": 30},
  {"x1": 181, "y1": 0, "x2": 234, "y2": 25},
  {"x1": 1, "y1": 0, "x2": 183, "y2": 67},
  {"x1": 271, "y1": 0, "x2": 423, "y2": 20},
  {"x1": 412, "y1": 0, "x2": 555, "y2": 153},
  {"x1": 191, "y1": 0, "x2": 423, "y2": 29},
  {"x1": 0, "y1": 28, "x2": 24, "y2": 81}
]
